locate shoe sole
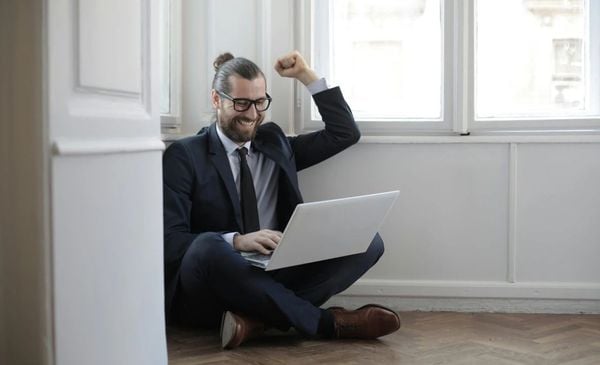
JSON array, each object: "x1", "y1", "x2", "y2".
[{"x1": 221, "y1": 311, "x2": 237, "y2": 349}]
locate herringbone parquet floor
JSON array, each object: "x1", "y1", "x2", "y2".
[{"x1": 167, "y1": 312, "x2": 600, "y2": 365}]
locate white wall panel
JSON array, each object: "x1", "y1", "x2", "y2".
[
  {"x1": 299, "y1": 143, "x2": 510, "y2": 282},
  {"x1": 79, "y1": 0, "x2": 142, "y2": 93},
  {"x1": 49, "y1": 0, "x2": 157, "y2": 140},
  {"x1": 53, "y1": 152, "x2": 165, "y2": 365},
  {"x1": 47, "y1": 0, "x2": 167, "y2": 362},
  {"x1": 516, "y1": 144, "x2": 600, "y2": 283}
]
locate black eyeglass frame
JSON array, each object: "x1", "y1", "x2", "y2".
[{"x1": 217, "y1": 90, "x2": 273, "y2": 112}]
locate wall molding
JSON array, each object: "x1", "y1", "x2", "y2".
[
  {"x1": 340, "y1": 279, "x2": 600, "y2": 300},
  {"x1": 508, "y1": 142, "x2": 518, "y2": 283},
  {"x1": 359, "y1": 134, "x2": 600, "y2": 144},
  {"x1": 330, "y1": 279, "x2": 600, "y2": 314},
  {"x1": 52, "y1": 138, "x2": 165, "y2": 156},
  {"x1": 327, "y1": 296, "x2": 600, "y2": 314}
]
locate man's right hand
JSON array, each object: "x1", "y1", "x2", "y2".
[{"x1": 233, "y1": 229, "x2": 282, "y2": 254}]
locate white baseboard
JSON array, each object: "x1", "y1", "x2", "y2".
[{"x1": 325, "y1": 279, "x2": 600, "y2": 314}]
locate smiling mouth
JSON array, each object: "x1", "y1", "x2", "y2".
[{"x1": 237, "y1": 119, "x2": 256, "y2": 126}]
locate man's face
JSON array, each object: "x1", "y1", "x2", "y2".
[{"x1": 212, "y1": 75, "x2": 267, "y2": 145}]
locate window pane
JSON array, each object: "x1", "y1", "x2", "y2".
[
  {"x1": 326, "y1": 0, "x2": 442, "y2": 120},
  {"x1": 476, "y1": 0, "x2": 588, "y2": 118}
]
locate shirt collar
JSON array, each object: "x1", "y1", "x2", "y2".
[{"x1": 215, "y1": 122, "x2": 253, "y2": 156}]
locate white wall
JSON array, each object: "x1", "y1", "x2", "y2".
[
  {"x1": 47, "y1": 0, "x2": 167, "y2": 362},
  {"x1": 1, "y1": 0, "x2": 167, "y2": 364},
  {"x1": 180, "y1": 1, "x2": 600, "y2": 313},
  {"x1": 302, "y1": 141, "x2": 600, "y2": 313}
]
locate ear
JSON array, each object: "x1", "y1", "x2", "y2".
[{"x1": 211, "y1": 89, "x2": 220, "y2": 109}]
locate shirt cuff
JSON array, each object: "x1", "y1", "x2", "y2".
[
  {"x1": 306, "y1": 78, "x2": 329, "y2": 95},
  {"x1": 222, "y1": 232, "x2": 238, "y2": 246}
]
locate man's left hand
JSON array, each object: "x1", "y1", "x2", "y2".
[{"x1": 274, "y1": 50, "x2": 319, "y2": 86}]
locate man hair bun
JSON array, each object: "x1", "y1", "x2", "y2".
[{"x1": 213, "y1": 52, "x2": 235, "y2": 72}]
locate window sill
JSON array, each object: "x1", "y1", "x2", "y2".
[
  {"x1": 160, "y1": 128, "x2": 600, "y2": 145},
  {"x1": 359, "y1": 132, "x2": 600, "y2": 144},
  {"x1": 161, "y1": 132, "x2": 194, "y2": 143}
]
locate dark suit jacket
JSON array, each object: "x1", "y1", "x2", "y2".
[{"x1": 162, "y1": 87, "x2": 360, "y2": 320}]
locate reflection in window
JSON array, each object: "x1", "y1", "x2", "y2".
[
  {"x1": 327, "y1": 0, "x2": 442, "y2": 120},
  {"x1": 553, "y1": 38, "x2": 582, "y2": 108},
  {"x1": 476, "y1": 0, "x2": 587, "y2": 117}
]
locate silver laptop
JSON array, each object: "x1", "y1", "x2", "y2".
[{"x1": 241, "y1": 190, "x2": 399, "y2": 271}]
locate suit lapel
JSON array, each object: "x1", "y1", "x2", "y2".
[
  {"x1": 253, "y1": 138, "x2": 302, "y2": 200},
  {"x1": 207, "y1": 123, "x2": 243, "y2": 229}
]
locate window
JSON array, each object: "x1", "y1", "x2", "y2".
[
  {"x1": 326, "y1": 0, "x2": 442, "y2": 120},
  {"x1": 160, "y1": 0, "x2": 182, "y2": 134},
  {"x1": 476, "y1": 0, "x2": 589, "y2": 117},
  {"x1": 303, "y1": 0, "x2": 600, "y2": 135}
]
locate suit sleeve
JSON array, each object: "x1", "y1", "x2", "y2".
[
  {"x1": 163, "y1": 141, "x2": 198, "y2": 266},
  {"x1": 289, "y1": 86, "x2": 361, "y2": 171}
]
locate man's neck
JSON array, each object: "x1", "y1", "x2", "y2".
[{"x1": 215, "y1": 122, "x2": 252, "y2": 152}]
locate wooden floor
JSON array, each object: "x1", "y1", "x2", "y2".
[{"x1": 168, "y1": 312, "x2": 600, "y2": 365}]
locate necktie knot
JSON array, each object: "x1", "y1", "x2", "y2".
[{"x1": 237, "y1": 147, "x2": 249, "y2": 158}]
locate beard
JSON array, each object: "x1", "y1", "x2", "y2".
[{"x1": 219, "y1": 115, "x2": 263, "y2": 144}]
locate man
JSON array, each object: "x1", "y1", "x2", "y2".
[{"x1": 163, "y1": 50, "x2": 400, "y2": 349}]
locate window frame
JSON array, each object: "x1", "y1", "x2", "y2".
[
  {"x1": 160, "y1": 0, "x2": 182, "y2": 135},
  {"x1": 297, "y1": 0, "x2": 600, "y2": 136}
]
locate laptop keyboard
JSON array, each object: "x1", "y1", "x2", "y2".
[{"x1": 243, "y1": 252, "x2": 272, "y2": 261}]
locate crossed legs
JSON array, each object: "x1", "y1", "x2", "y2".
[{"x1": 172, "y1": 232, "x2": 385, "y2": 336}]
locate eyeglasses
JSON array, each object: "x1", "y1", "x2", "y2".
[{"x1": 217, "y1": 91, "x2": 272, "y2": 112}]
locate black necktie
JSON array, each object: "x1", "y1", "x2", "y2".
[{"x1": 237, "y1": 147, "x2": 260, "y2": 233}]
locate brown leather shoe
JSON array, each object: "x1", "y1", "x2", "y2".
[
  {"x1": 329, "y1": 304, "x2": 401, "y2": 339},
  {"x1": 220, "y1": 311, "x2": 265, "y2": 350}
]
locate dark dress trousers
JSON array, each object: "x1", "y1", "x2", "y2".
[{"x1": 162, "y1": 87, "x2": 385, "y2": 335}]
